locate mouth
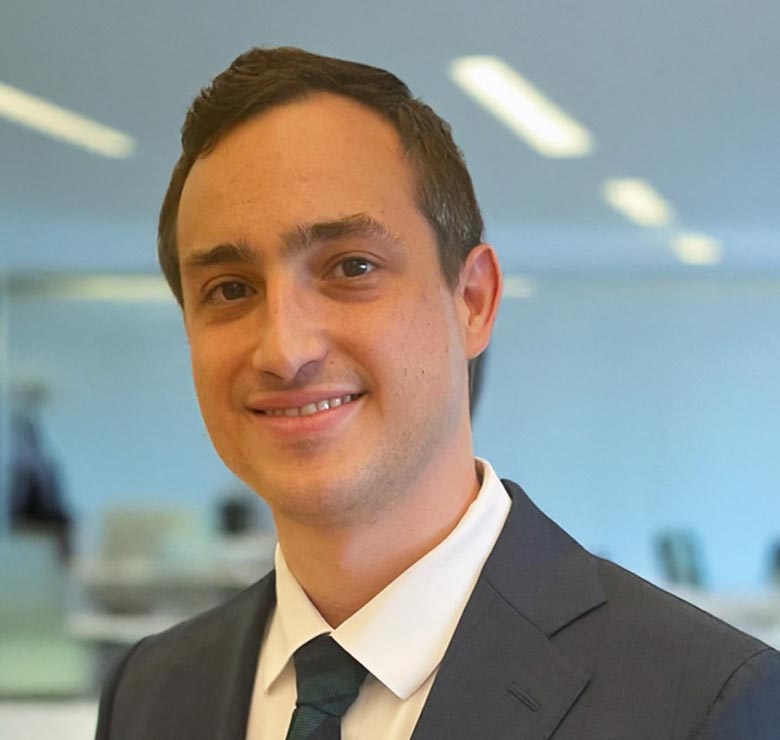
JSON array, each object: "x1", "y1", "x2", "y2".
[{"x1": 254, "y1": 393, "x2": 364, "y2": 418}]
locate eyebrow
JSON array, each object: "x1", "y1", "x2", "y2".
[
  {"x1": 283, "y1": 213, "x2": 404, "y2": 259},
  {"x1": 182, "y1": 213, "x2": 403, "y2": 272},
  {"x1": 183, "y1": 242, "x2": 256, "y2": 271}
]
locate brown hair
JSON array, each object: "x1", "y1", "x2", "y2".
[{"x1": 157, "y1": 46, "x2": 484, "y2": 305}]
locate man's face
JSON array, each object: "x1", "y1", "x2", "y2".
[{"x1": 177, "y1": 94, "x2": 478, "y2": 525}]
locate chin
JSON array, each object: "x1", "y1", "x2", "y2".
[{"x1": 250, "y1": 468, "x2": 381, "y2": 526}]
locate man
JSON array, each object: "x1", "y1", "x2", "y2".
[{"x1": 96, "y1": 47, "x2": 780, "y2": 739}]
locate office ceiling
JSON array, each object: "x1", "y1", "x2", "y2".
[{"x1": 1, "y1": 0, "x2": 778, "y2": 275}]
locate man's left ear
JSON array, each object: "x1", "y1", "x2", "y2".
[{"x1": 456, "y1": 244, "x2": 502, "y2": 359}]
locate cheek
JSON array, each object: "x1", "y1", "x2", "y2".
[
  {"x1": 189, "y1": 337, "x2": 235, "y2": 409},
  {"x1": 189, "y1": 351, "x2": 217, "y2": 422},
  {"x1": 383, "y1": 300, "x2": 461, "y2": 393}
]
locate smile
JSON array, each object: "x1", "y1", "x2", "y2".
[{"x1": 258, "y1": 393, "x2": 362, "y2": 418}]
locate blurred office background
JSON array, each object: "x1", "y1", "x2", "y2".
[{"x1": 1, "y1": 1, "x2": 778, "y2": 736}]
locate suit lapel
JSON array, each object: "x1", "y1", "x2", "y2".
[
  {"x1": 191, "y1": 572, "x2": 277, "y2": 740},
  {"x1": 411, "y1": 481, "x2": 606, "y2": 740},
  {"x1": 409, "y1": 579, "x2": 591, "y2": 740}
]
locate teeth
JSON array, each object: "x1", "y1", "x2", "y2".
[{"x1": 263, "y1": 394, "x2": 358, "y2": 417}]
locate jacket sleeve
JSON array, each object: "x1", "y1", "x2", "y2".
[{"x1": 692, "y1": 647, "x2": 780, "y2": 739}]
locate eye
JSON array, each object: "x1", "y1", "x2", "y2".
[
  {"x1": 332, "y1": 257, "x2": 376, "y2": 279},
  {"x1": 206, "y1": 281, "x2": 254, "y2": 303}
]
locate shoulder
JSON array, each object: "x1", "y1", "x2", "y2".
[
  {"x1": 115, "y1": 571, "x2": 276, "y2": 687},
  {"x1": 95, "y1": 573, "x2": 275, "y2": 739},
  {"x1": 586, "y1": 558, "x2": 780, "y2": 736},
  {"x1": 493, "y1": 481, "x2": 780, "y2": 736},
  {"x1": 596, "y1": 557, "x2": 768, "y2": 661},
  {"x1": 498, "y1": 478, "x2": 772, "y2": 675}
]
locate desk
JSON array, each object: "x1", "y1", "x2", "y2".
[
  {"x1": 0, "y1": 701, "x2": 97, "y2": 740},
  {"x1": 70, "y1": 531, "x2": 276, "y2": 615},
  {"x1": 66, "y1": 611, "x2": 186, "y2": 644}
]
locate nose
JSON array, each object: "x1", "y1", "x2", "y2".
[{"x1": 251, "y1": 280, "x2": 328, "y2": 384}]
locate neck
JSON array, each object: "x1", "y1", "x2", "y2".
[{"x1": 273, "y1": 450, "x2": 480, "y2": 627}]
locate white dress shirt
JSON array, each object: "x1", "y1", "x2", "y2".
[{"x1": 245, "y1": 459, "x2": 510, "y2": 740}]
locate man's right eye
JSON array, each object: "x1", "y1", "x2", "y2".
[{"x1": 207, "y1": 281, "x2": 252, "y2": 303}]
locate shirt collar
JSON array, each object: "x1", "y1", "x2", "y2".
[{"x1": 262, "y1": 459, "x2": 510, "y2": 700}]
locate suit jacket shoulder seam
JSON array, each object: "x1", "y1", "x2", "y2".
[
  {"x1": 600, "y1": 559, "x2": 774, "y2": 648},
  {"x1": 689, "y1": 647, "x2": 778, "y2": 740}
]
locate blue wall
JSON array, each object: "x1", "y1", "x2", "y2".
[
  {"x1": 475, "y1": 276, "x2": 780, "y2": 589},
  {"x1": 6, "y1": 275, "x2": 780, "y2": 590}
]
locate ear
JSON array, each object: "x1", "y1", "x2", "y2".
[{"x1": 455, "y1": 244, "x2": 502, "y2": 360}]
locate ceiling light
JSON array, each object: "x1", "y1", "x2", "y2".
[
  {"x1": 12, "y1": 275, "x2": 173, "y2": 302},
  {"x1": 602, "y1": 178, "x2": 675, "y2": 227},
  {"x1": 65, "y1": 276, "x2": 172, "y2": 301},
  {"x1": 670, "y1": 233, "x2": 722, "y2": 266},
  {"x1": 449, "y1": 56, "x2": 594, "y2": 158},
  {"x1": 0, "y1": 81, "x2": 135, "y2": 158}
]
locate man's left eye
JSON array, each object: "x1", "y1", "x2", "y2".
[{"x1": 334, "y1": 258, "x2": 375, "y2": 278}]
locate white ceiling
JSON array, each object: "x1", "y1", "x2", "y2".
[{"x1": 1, "y1": 0, "x2": 778, "y2": 275}]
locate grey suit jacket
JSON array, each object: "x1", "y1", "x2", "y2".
[{"x1": 95, "y1": 481, "x2": 780, "y2": 739}]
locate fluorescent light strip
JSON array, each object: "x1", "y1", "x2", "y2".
[
  {"x1": 449, "y1": 55, "x2": 594, "y2": 158},
  {"x1": 602, "y1": 178, "x2": 675, "y2": 227},
  {"x1": 0, "y1": 81, "x2": 135, "y2": 158},
  {"x1": 502, "y1": 275, "x2": 536, "y2": 300},
  {"x1": 670, "y1": 233, "x2": 722, "y2": 266},
  {"x1": 14, "y1": 275, "x2": 174, "y2": 302}
]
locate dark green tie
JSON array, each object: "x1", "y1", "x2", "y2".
[{"x1": 285, "y1": 634, "x2": 368, "y2": 740}]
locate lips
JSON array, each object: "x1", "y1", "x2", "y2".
[{"x1": 254, "y1": 393, "x2": 363, "y2": 418}]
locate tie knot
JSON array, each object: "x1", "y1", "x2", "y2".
[{"x1": 292, "y1": 635, "x2": 368, "y2": 719}]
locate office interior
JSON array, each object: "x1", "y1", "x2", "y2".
[{"x1": 1, "y1": 3, "x2": 779, "y2": 738}]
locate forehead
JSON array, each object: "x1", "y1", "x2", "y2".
[{"x1": 176, "y1": 93, "x2": 424, "y2": 254}]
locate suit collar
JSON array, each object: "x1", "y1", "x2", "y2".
[
  {"x1": 486, "y1": 480, "x2": 606, "y2": 636},
  {"x1": 411, "y1": 480, "x2": 606, "y2": 740}
]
